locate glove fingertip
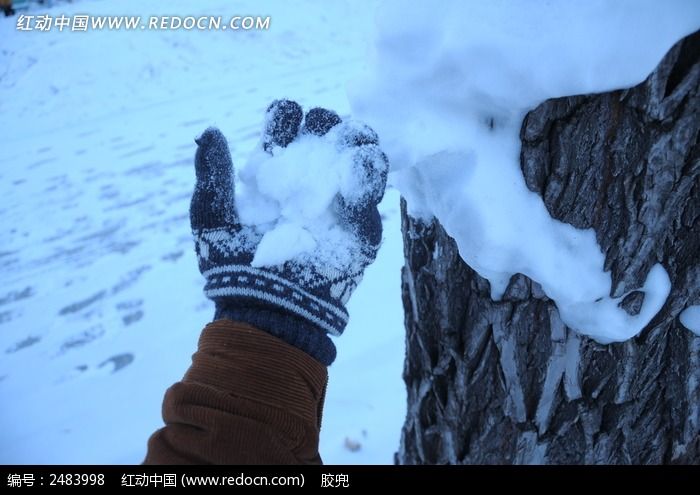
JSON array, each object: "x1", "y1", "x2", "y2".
[
  {"x1": 263, "y1": 99, "x2": 303, "y2": 152},
  {"x1": 303, "y1": 107, "x2": 342, "y2": 136},
  {"x1": 195, "y1": 127, "x2": 227, "y2": 148},
  {"x1": 191, "y1": 127, "x2": 238, "y2": 232},
  {"x1": 337, "y1": 121, "x2": 380, "y2": 148},
  {"x1": 194, "y1": 127, "x2": 233, "y2": 178}
]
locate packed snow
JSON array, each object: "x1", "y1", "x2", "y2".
[
  {"x1": 680, "y1": 306, "x2": 700, "y2": 337},
  {"x1": 351, "y1": 0, "x2": 700, "y2": 342},
  {"x1": 1, "y1": 0, "x2": 405, "y2": 464},
  {"x1": 238, "y1": 119, "x2": 387, "y2": 268}
]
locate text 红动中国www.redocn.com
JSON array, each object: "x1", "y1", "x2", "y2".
[{"x1": 16, "y1": 15, "x2": 271, "y2": 32}]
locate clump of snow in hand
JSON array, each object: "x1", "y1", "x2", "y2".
[
  {"x1": 236, "y1": 123, "x2": 364, "y2": 268},
  {"x1": 350, "y1": 0, "x2": 700, "y2": 342},
  {"x1": 680, "y1": 306, "x2": 700, "y2": 337}
]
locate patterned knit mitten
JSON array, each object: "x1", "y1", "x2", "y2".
[{"x1": 190, "y1": 100, "x2": 388, "y2": 365}]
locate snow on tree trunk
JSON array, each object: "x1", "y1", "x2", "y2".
[{"x1": 397, "y1": 31, "x2": 700, "y2": 465}]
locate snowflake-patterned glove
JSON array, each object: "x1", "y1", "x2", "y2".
[{"x1": 190, "y1": 100, "x2": 388, "y2": 365}]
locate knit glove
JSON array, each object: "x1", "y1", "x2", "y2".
[{"x1": 190, "y1": 100, "x2": 388, "y2": 365}]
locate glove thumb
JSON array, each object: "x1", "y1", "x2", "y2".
[{"x1": 191, "y1": 127, "x2": 238, "y2": 232}]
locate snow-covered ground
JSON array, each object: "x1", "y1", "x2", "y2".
[{"x1": 0, "y1": 0, "x2": 406, "y2": 464}]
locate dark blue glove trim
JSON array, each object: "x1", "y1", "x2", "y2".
[
  {"x1": 203, "y1": 264, "x2": 350, "y2": 336},
  {"x1": 215, "y1": 304, "x2": 337, "y2": 366}
]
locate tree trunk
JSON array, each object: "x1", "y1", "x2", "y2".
[{"x1": 398, "y1": 31, "x2": 700, "y2": 464}]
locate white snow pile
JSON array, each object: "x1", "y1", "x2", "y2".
[
  {"x1": 350, "y1": 0, "x2": 700, "y2": 343},
  {"x1": 236, "y1": 120, "x2": 378, "y2": 268},
  {"x1": 680, "y1": 306, "x2": 700, "y2": 337}
]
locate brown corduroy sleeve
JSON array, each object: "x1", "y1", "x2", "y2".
[{"x1": 144, "y1": 320, "x2": 328, "y2": 464}]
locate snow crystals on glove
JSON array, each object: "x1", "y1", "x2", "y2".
[{"x1": 236, "y1": 121, "x2": 381, "y2": 269}]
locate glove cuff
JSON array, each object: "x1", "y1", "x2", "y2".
[
  {"x1": 215, "y1": 304, "x2": 337, "y2": 366},
  {"x1": 203, "y1": 265, "x2": 349, "y2": 337}
]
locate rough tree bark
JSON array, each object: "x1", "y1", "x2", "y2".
[{"x1": 398, "y1": 31, "x2": 700, "y2": 464}]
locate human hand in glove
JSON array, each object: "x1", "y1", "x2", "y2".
[{"x1": 190, "y1": 100, "x2": 388, "y2": 365}]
